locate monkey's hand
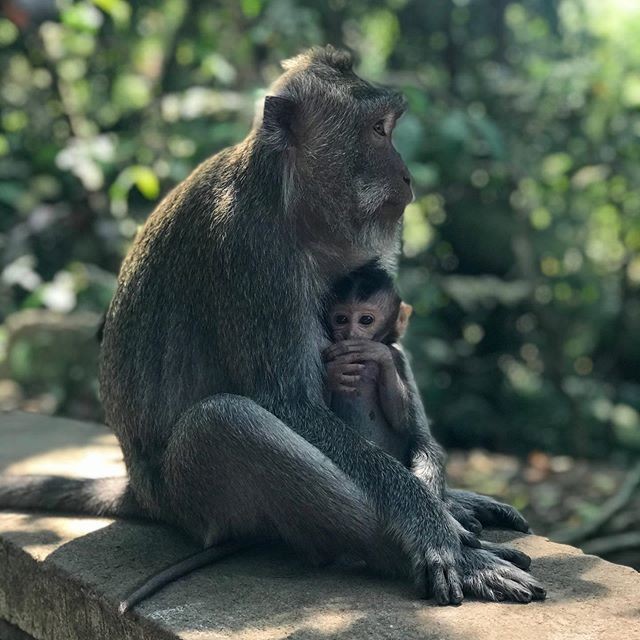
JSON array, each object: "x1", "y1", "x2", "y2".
[
  {"x1": 323, "y1": 339, "x2": 394, "y2": 371},
  {"x1": 325, "y1": 358, "x2": 366, "y2": 393},
  {"x1": 401, "y1": 506, "x2": 482, "y2": 605},
  {"x1": 324, "y1": 340, "x2": 410, "y2": 430},
  {"x1": 446, "y1": 489, "x2": 531, "y2": 534},
  {"x1": 425, "y1": 504, "x2": 543, "y2": 603}
]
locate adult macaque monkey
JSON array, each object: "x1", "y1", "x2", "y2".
[
  {"x1": 0, "y1": 47, "x2": 544, "y2": 606},
  {"x1": 119, "y1": 260, "x2": 535, "y2": 613}
]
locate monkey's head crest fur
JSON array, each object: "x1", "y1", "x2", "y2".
[
  {"x1": 256, "y1": 45, "x2": 413, "y2": 253},
  {"x1": 280, "y1": 46, "x2": 354, "y2": 75}
]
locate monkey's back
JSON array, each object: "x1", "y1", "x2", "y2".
[
  {"x1": 99, "y1": 148, "x2": 242, "y2": 485},
  {"x1": 98, "y1": 139, "x2": 320, "y2": 512}
]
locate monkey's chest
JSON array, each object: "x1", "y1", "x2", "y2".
[{"x1": 330, "y1": 385, "x2": 409, "y2": 464}]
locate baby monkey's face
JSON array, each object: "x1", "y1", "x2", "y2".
[
  {"x1": 329, "y1": 292, "x2": 411, "y2": 343},
  {"x1": 329, "y1": 300, "x2": 387, "y2": 342}
]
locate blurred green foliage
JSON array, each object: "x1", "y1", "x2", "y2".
[{"x1": 1, "y1": 0, "x2": 639, "y2": 458}]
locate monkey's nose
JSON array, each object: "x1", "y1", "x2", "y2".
[{"x1": 402, "y1": 175, "x2": 411, "y2": 186}]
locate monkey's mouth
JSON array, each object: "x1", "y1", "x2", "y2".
[{"x1": 379, "y1": 201, "x2": 407, "y2": 220}]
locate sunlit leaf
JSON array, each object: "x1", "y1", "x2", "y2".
[{"x1": 131, "y1": 166, "x2": 160, "y2": 200}]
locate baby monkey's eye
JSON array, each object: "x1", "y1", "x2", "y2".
[
  {"x1": 334, "y1": 314, "x2": 349, "y2": 325},
  {"x1": 359, "y1": 314, "x2": 375, "y2": 326},
  {"x1": 373, "y1": 120, "x2": 386, "y2": 137}
]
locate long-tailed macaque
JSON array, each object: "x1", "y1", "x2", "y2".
[
  {"x1": 324, "y1": 262, "x2": 414, "y2": 463},
  {"x1": 119, "y1": 261, "x2": 534, "y2": 612},
  {"x1": 0, "y1": 47, "x2": 544, "y2": 607}
]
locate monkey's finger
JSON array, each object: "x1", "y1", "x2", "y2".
[
  {"x1": 451, "y1": 516, "x2": 481, "y2": 548},
  {"x1": 476, "y1": 500, "x2": 531, "y2": 534},
  {"x1": 485, "y1": 572, "x2": 543, "y2": 603},
  {"x1": 335, "y1": 363, "x2": 366, "y2": 374},
  {"x1": 446, "y1": 567, "x2": 464, "y2": 605},
  {"x1": 493, "y1": 578, "x2": 533, "y2": 603},
  {"x1": 323, "y1": 350, "x2": 368, "y2": 365},
  {"x1": 480, "y1": 542, "x2": 531, "y2": 571},
  {"x1": 327, "y1": 352, "x2": 368, "y2": 366},
  {"x1": 465, "y1": 516, "x2": 483, "y2": 535},
  {"x1": 447, "y1": 500, "x2": 483, "y2": 536},
  {"x1": 458, "y1": 528, "x2": 481, "y2": 549},
  {"x1": 322, "y1": 340, "x2": 370, "y2": 361},
  {"x1": 456, "y1": 513, "x2": 482, "y2": 536},
  {"x1": 430, "y1": 564, "x2": 451, "y2": 605},
  {"x1": 335, "y1": 385, "x2": 357, "y2": 393}
]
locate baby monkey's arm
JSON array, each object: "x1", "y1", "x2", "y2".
[{"x1": 377, "y1": 345, "x2": 411, "y2": 432}]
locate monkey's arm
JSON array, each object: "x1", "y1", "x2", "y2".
[
  {"x1": 391, "y1": 346, "x2": 531, "y2": 534},
  {"x1": 389, "y1": 345, "x2": 448, "y2": 497},
  {"x1": 376, "y1": 348, "x2": 412, "y2": 432}
]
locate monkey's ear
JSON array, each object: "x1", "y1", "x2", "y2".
[
  {"x1": 262, "y1": 95, "x2": 296, "y2": 149},
  {"x1": 396, "y1": 302, "x2": 413, "y2": 338}
]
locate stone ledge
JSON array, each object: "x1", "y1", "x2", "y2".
[{"x1": 0, "y1": 411, "x2": 639, "y2": 640}]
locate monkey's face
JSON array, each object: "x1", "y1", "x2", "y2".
[
  {"x1": 261, "y1": 48, "x2": 413, "y2": 245},
  {"x1": 351, "y1": 99, "x2": 414, "y2": 225},
  {"x1": 302, "y1": 88, "x2": 414, "y2": 229},
  {"x1": 329, "y1": 292, "x2": 399, "y2": 342},
  {"x1": 330, "y1": 303, "x2": 383, "y2": 342}
]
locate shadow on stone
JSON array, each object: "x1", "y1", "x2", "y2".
[
  {"x1": 43, "y1": 520, "x2": 473, "y2": 639},
  {"x1": 37, "y1": 520, "x2": 627, "y2": 639},
  {"x1": 0, "y1": 412, "x2": 120, "y2": 476}
]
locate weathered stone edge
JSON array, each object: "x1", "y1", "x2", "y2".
[
  {"x1": 0, "y1": 617, "x2": 37, "y2": 640},
  {"x1": 0, "y1": 532, "x2": 177, "y2": 640}
]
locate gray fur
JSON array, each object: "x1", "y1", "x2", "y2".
[
  {"x1": 330, "y1": 388, "x2": 411, "y2": 463},
  {"x1": 0, "y1": 46, "x2": 544, "y2": 607},
  {"x1": 0, "y1": 475, "x2": 142, "y2": 519}
]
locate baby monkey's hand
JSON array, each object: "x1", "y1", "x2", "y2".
[
  {"x1": 323, "y1": 339, "x2": 394, "y2": 393},
  {"x1": 324, "y1": 357, "x2": 366, "y2": 393},
  {"x1": 323, "y1": 339, "x2": 395, "y2": 367}
]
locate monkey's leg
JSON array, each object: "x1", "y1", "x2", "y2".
[
  {"x1": 162, "y1": 394, "x2": 379, "y2": 566},
  {"x1": 410, "y1": 440, "x2": 530, "y2": 535},
  {"x1": 395, "y1": 344, "x2": 530, "y2": 537}
]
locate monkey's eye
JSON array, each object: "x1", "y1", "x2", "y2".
[
  {"x1": 373, "y1": 121, "x2": 386, "y2": 137},
  {"x1": 334, "y1": 314, "x2": 349, "y2": 325},
  {"x1": 359, "y1": 314, "x2": 375, "y2": 326}
]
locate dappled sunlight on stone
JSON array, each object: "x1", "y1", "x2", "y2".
[
  {"x1": 0, "y1": 412, "x2": 124, "y2": 476},
  {"x1": 1, "y1": 414, "x2": 639, "y2": 639},
  {"x1": 302, "y1": 610, "x2": 365, "y2": 635},
  {"x1": 0, "y1": 512, "x2": 112, "y2": 560},
  {"x1": 153, "y1": 609, "x2": 366, "y2": 640},
  {"x1": 5, "y1": 443, "x2": 124, "y2": 478}
]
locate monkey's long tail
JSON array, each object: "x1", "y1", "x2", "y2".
[
  {"x1": 119, "y1": 540, "x2": 250, "y2": 613},
  {"x1": 0, "y1": 475, "x2": 144, "y2": 519}
]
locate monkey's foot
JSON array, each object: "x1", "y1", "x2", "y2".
[
  {"x1": 479, "y1": 540, "x2": 531, "y2": 571},
  {"x1": 446, "y1": 489, "x2": 531, "y2": 534},
  {"x1": 456, "y1": 546, "x2": 546, "y2": 604}
]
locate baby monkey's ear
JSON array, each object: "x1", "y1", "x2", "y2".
[{"x1": 396, "y1": 302, "x2": 413, "y2": 338}]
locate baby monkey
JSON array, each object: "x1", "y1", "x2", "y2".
[
  {"x1": 120, "y1": 264, "x2": 414, "y2": 612},
  {"x1": 324, "y1": 263, "x2": 414, "y2": 463}
]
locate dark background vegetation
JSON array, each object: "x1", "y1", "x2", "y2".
[{"x1": 1, "y1": 0, "x2": 639, "y2": 567}]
